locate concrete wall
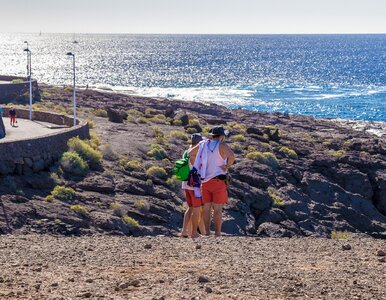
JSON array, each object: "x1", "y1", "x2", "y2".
[
  {"x1": 0, "y1": 109, "x2": 89, "y2": 175},
  {"x1": 0, "y1": 75, "x2": 39, "y2": 103}
]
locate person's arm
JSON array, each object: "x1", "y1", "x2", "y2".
[
  {"x1": 219, "y1": 143, "x2": 235, "y2": 172},
  {"x1": 188, "y1": 144, "x2": 199, "y2": 165}
]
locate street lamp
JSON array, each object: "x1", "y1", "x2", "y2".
[
  {"x1": 66, "y1": 52, "x2": 76, "y2": 126},
  {"x1": 23, "y1": 47, "x2": 32, "y2": 120},
  {"x1": 23, "y1": 41, "x2": 29, "y2": 77}
]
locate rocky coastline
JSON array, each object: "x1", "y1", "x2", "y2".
[{"x1": 0, "y1": 84, "x2": 385, "y2": 239}]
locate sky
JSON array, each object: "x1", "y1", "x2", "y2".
[{"x1": 0, "y1": 0, "x2": 385, "y2": 34}]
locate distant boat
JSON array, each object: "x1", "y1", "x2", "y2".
[{"x1": 72, "y1": 33, "x2": 79, "y2": 44}]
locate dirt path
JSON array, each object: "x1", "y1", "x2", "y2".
[{"x1": 0, "y1": 235, "x2": 385, "y2": 299}]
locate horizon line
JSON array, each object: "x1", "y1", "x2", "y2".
[{"x1": 1, "y1": 31, "x2": 386, "y2": 35}]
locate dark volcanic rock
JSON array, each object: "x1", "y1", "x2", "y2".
[{"x1": 107, "y1": 107, "x2": 124, "y2": 123}]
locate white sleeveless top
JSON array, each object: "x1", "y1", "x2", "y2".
[{"x1": 202, "y1": 140, "x2": 227, "y2": 183}]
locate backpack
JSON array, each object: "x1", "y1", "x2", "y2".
[{"x1": 172, "y1": 151, "x2": 190, "y2": 181}]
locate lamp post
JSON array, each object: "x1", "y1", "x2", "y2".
[
  {"x1": 23, "y1": 47, "x2": 32, "y2": 120},
  {"x1": 66, "y1": 52, "x2": 76, "y2": 126}
]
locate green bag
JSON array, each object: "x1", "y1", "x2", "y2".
[{"x1": 172, "y1": 151, "x2": 190, "y2": 181}]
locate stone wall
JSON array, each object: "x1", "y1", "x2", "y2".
[
  {"x1": 0, "y1": 75, "x2": 39, "y2": 103},
  {"x1": 0, "y1": 109, "x2": 89, "y2": 175}
]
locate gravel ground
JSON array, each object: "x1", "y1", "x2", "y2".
[{"x1": 0, "y1": 234, "x2": 385, "y2": 300}]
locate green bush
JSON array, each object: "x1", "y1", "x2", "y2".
[
  {"x1": 11, "y1": 79, "x2": 24, "y2": 84},
  {"x1": 231, "y1": 142, "x2": 243, "y2": 153},
  {"x1": 88, "y1": 132, "x2": 101, "y2": 150},
  {"x1": 134, "y1": 199, "x2": 150, "y2": 212},
  {"x1": 231, "y1": 134, "x2": 245, "y2": 141},
  {"x1": 279, "y1": 146, "x2": 298, "y2": 159},
  {"x1": 51, "y1": 186, "x2": 76, "y2": 201},
  {"x1": 146, "y1": 166, "x2": 168, "y2": 179},
  {"x1": 136, "y1": 116, "x2": 149, "y2": 124},
  {"x1": 268, "y1": 188, "x2": 285, "y2": 207},
  {"x1": 168, "y1": 130, "x2": 188, "y2": 141},
  {"x1": 101, "y1": 144, "x2": 119, "y2": 161},
  {"x1": 166, "y1": 176, "x2": 180, "y2": 190},
  {"x1": 68, "y1": 137, "x2": 102, "y2": 167},
  {"x1": 189, "y1": 119, "x2": 200, "y2": 126},
  {"x1": 120, "y1": 158, "x2": 142, "y2": 171},
  {"x1": 246, "y1": 151, "x2": 279, "y2": 168},
  {"x1": 92, "y1": 108, "x2": 108, "y2": 117},
  {"x1": 331, "y1": 150, "x2": 346, "y2": 159},
  {"x1": 228, "y1": 121, "x2": 247, "y2": 132},
  {"x1": 147, "y1": 144, "x2": 168, "y2": 160},
  {"x1": 127, "y1": 109, "x2": 143, "y2": 117},
  {"x1": 331, "y1": 230, "x2": 350, "y2": 240},
  {"x1": 123, "y1": 215, "x2": 139, "y2": 228},
  {"x1": 70, "y1": 204, "x2": 88, "y2": 216},
  {"x1": 186, "y1": 128, "x2": 197, "y2": 134},
  {"x1": 172, "y1": 119, "x2": 183, "y2": 126},
  {"x1": 149, "y1": 114, "x2": 168, "y2": 124},
  {"x1": 44, "y1": 195, "x2": 55, "y2": 203},
  {"x1": 60, "y1": 151, "x2": 89, "y2": 176}
]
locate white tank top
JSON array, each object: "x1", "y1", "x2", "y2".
[{"x1": 202, "y1": 140, "x2": 227, "y2": 183}]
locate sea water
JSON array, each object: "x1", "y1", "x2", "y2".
[{"x1": 0, "y1": 33, "x2": 385, "y2": 121}]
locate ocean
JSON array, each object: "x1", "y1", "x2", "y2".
[{"x1": 0, "y1": 33, "x2": 385, "y2": 121}]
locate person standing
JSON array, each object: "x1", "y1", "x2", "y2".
[
  {"x1": 190, "y1": 126, "x2": 235, "y2": 236},
  {"x1": 181, "y1": 133, "x2": 205, "y2": 238},
  {"x1": 9, "y1": 107, "x2": 17, "y2": 127}
]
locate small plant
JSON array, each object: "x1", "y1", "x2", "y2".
[
  {"x1": 168, "y1": 130, "x2": 188, "y2": 141},
  {"x1": 70, "y1": 204, "x2": 88, "y2": 216},
  {"x1": 279, "y1": 146, "x2": 298, "y2": 159},
  {"x1": 166, "y1": 176, "x2": 180, "y2": 190},
  {"x1": 186, "y1": 127, "x2": 197, "y2": 134},
  {"x1": 149, "y1": 114, "x2": 168, "y2": 124},
  {"x1": 101, "y1": 144, "x2": 119, "y2": 161},
  {"x1": 134, "y1": 199, "x2": 150, "y2": 212},
  {"x1": 127, "y1": 109, "x2": 143, "y2": 117},
  {"x1": 88, "y1": 132, "x2": 101, "y2": 150},
  {"x1": 110, "y1": 202, "x2": 125, "y2": 217},
  {"x1": 147, "y1": 144, "x2": 168, "y2": 160},
  {"x1": 268, "y1": 188, "x2": 285, "y2": 207},
  {"x1": 145, "y1": 108, "x2": 158, "y2": 116},
  {"x1": 51, "y1": 186, "x2": 76, "y2": 201},
  {"x1": 146, "y1": 166, "x2": 168, "y2": 179},
  {"x1": 86, "y1": 119, "x2": 95, "y2": 129},
  {"x1": 231, "y1": 134, "x2": 245, "y2": 141},
  {"x1": 228, "y1": 121, "x2": 247, "y2": 132},
  {"x1": 152, "y1": 126, "x2": 164, "y2": 138},
  {"x1": 136, "y1": 116, "x2": 149, "y2": 124},
  {"x1": 11, "y1": 79, "x2": 24, "y2": 84},
  {"x1": 331, "y1": 230, "x2": 350, "y2": 240},
  {"x1": 331, "y1": 150, "x2": 346, "y2": 159},
  {"x1": 44, "y1": 195, "x2": 55, "y2": 203},
  {"x1": 64, "y1": 87, "x2": 74, "y2": 93},
  {"x1": 172, "y1": 119, "x2": 183, "y2": 126},
  {"x1": 231, "y1": 142, "x2": 243, "y2": 153},
  {"x1": 60, "y1": 151, "x2": 89, "y2": 176},
  {"x1": 68, "y1": 137, "x2": 102, "y2": 167},
  {"x1": 246, "y1": 151, "x2": 279, "y2": 169},
  {"x1": 189, "y1": 119, "x2": 200, "y2": 126},
  {"x1": 123, "y1": 215, "x2": 139, "y2": 228},
  {"x1": 246, "y1": 145, "x2": 256, "y2": 152},
  {"x1": 92, "y1": 108, "x2": 108, "y2": 117},
  {"x1": 120, "y1": 158, "x2": 142, "y2": 171}
]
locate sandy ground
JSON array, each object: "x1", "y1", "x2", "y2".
[
  {"x1": 0, "y1": 234, "x2": 385, "y2": 300},
  {"x1": 0, "y1": 117, "x2": 67, "y2": 142}
]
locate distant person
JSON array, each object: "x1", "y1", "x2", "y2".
[
  {"x1": 190, "y1": 126, "x2": 235, "y2": 236},
  {"x1": 181, "y1": 133, "x2": 205, "y2": 238},
  {"x1": 9, "y1": 107, "x2": 17, "y2": 127}
]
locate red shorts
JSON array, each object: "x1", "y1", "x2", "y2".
[
  {"x1": 202, "y1": 178, "x2": 228, "y2": 205},
  {"x1": 185, "y1": 190, "x2": 202, "y2": 207},
  {"x1": 10, "y1": 115, "x2": 16, "y2": 123}
]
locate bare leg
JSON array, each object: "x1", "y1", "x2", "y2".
[
  {"x1": 213, "y1": 204, "x2": 223, "y2": 237},
  {"x1": 191, "y1": 207, "x2": 200, "y2": 238},
  {"x1": 198, "y1": 208, "x2": 206, "y2": 235},
  {"x1": 181, "y1": 207, "x2": 193, "y2": 237},
  {"x1": 203, "y1": 203, "x2": 212, "y2": 235}
]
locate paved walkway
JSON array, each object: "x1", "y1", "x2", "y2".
[{"x1": 0, "y1": 117, "x2": 68, "y2": 143}]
